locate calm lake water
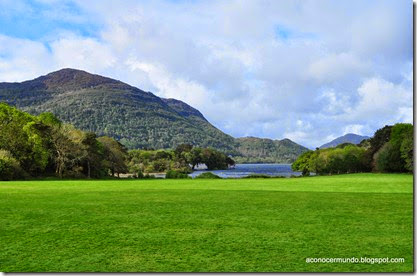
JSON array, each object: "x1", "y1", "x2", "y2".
[{"x1": 189, "y1": 163, "x2": 302, "y2": 178}]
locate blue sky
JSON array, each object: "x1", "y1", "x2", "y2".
[
  {"x1": 0, "y1": 0, "x2": 413, "y2": 148},
  {"x1": 0, "y1": 1, "x2": 97, "y2": 40}
]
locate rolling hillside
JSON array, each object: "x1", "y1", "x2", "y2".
[
  {"x1": 0, "y1": 68, "x2": 308, "y2": 162},
  {"x1": 235, "y1": 137, "x2": 308, "y2": 163}
]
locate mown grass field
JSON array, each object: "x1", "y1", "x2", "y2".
[{"x1": 0, "y1": 173, "x2": 413, "y2": 272}]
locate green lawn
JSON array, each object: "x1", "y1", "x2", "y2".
[{"x1": 0, "y1": 173, "x2": 413, "y2": 272}]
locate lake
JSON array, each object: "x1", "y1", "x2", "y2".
[{"x1": 189, "y1": 163, "x2": 302, "y2": 178}]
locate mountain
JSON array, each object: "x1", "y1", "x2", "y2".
[
  {"x1": 235, "y1": 137, "x2": 309, "y2": 163},
  {"x1": 0, "y1": 68, "x2": 237, "y2": 152},
  {"x1": 319, "y1": 133, "x2": 370, "y2": 149},
  {"x1": 0, "y1": 68, "x2": 308, "y2": 162}
]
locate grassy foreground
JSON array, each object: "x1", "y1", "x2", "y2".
[{"x1": 0, "y1": 173, "x2": 413, "y2": 272}]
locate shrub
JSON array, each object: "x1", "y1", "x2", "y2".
[
  {"x1": 165, "y1": 170, "x2": 190, "y2": 179},
  {"x1": 195, "y1": 172, "x2": 222, "y2": 179},
  {"x1": 0, "y1": 150, "x2": 26, "y2": 180},
  {"x1": 243, "y1": 174, "x2": 271, "y2": 178},
  {"x1": 136, "y1": 170, "x2": 144, "y2": 178},
  {"x1": 143, "y1": 174, "x2": 156, "y2": 179}
]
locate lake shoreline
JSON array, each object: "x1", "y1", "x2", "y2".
[{"x1": 189, "y1": 163, "x2": 301, "y2": 178}]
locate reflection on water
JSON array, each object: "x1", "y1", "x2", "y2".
[{"x1": 189, "y1": 163, "x2": 302, "y2": 178}]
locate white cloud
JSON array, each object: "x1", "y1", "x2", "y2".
[
  {"x1": 308, "y1": 52, "x2": 369, "y2": 83},
  {"x1": 352, "y1": 77, "x2": 412, "y2": 123},
  {"x1": 284, "y1": 131, "x2": 309, "y2": 145},
  {"x1": 343, "y1": 124, "x2": 365, "y2": 135},
  {"x1": 51, "y1": 36, "x2": 116, "y2": 72},
  {"x1": 125, "y1": 59, "x2": 211, "y2": 109},
  {"x1": 0, "y1": 0, "x2": 412, "y2": 148},
  {"x1": 0, "y1": 35, "x2": 53, "y2": 81},
  {"x1": 318, "y1": 89, "x2": 353, "y2": 115}
]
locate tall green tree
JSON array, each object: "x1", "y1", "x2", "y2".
[
  {"x1": 50, "y1": 124, "x2": 83, "y2": 178},
  {"x1": 79, "y1": 132, "x2": 105, "y2": 178},
  {"x1": 400, "y1": 136, "x2": 413, "y2": 172},
  {"x1": 291, "y1": 151, "x2": 314, "y2": 175},
  {"x1": 98, "y1": 136, "x2": 128, "y2": 177},
  {"x1": 0, "y1": 103, "x2": 51, "y2": 175},
  {"x1": 365, "y1": 125, "x2": 392, "y2": 170},
  {"x1": 374, "y1": 143, "x2": 404, "y2": 172}
]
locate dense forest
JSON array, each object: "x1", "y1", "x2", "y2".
[
  {"x1": 292, "y1": 123, "x2": 413, "y2": 175},
  {"x1": 0, "y1": 103, "x2": 234, "y2": 180},
  {"x1": 0, "y1": 68, "x2": 307, "y2": 163}
]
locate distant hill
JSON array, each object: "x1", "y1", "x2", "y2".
[
  {"x1": 235, "y1": 137, "x2": 309, "y2": 163},
  {"x1": 320, "y1": 133, "x2": 370, "y2": 149},
  {"x1": 0, "y1": 68, "x2": 308, "y2": 163}
]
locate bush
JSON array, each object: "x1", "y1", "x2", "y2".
[
  {"x1": 195, "y1": 172, "x2": 222, "y2": 179},
  {"x1": 0, "y1": 150, "x2": 26, "y2": 180},
  {"x1": 132, "y1": 170, "x2": 156, "y2": 179},
  {"x1": 165, "y1": 170, "x2": 190, "y2": 179},
  {"x1": 136, "y1": 170, "x2": 144, "y2": 178},
  {"x1": 243, "y1": 174, "x2": 271, "y2": 178}
]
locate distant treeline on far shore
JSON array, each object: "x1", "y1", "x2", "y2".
[
  {"x1": 0, "y1": 103, "x2": 234, "y2": 180},
  {"x1": 292, "y1": 123, "x2": 413, "y2": 175}
]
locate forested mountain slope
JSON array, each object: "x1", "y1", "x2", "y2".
[
  {"x1": 235, "y1": 137, "x2": 309, "y2": 163},
  {"x1": 0, "y1": 68, "x2": 237, "y2": 151},
  {"x1": 0, "y1": 68, "x2": 308, "y2": 162}
]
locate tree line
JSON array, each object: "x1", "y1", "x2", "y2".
[
  {"x1": 292, "y1": 123, "x2": 413, "y2": 175},
  {"x1": 0, "y1": 103, "x2": 235, "y2": 180},
  {"x1": 128, "y1": 144, "x2": 235, "y2": 177}
]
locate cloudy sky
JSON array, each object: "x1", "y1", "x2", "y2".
[{"x1": 0, "y1": 0, "x2": 413, "y2": 148}]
